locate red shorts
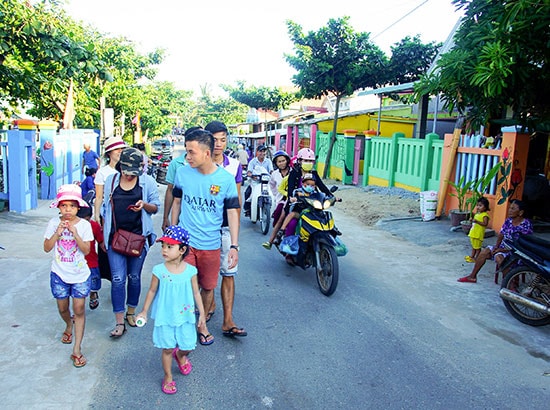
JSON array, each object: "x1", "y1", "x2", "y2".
[{"x1": 184, "y1": 247, "x2": 221, "y2": 290}]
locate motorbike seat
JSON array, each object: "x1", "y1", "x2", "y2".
[{"x1": 515, "y1": 234, "x2": 550, "y2": 263}]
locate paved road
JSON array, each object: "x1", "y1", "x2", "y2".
[{"x1": 1, "y1": 183, "x2": 549, "y2": 409}]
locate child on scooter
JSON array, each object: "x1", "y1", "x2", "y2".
[{"x1": 278, "y1": 173, "x2": 317, "y2": 235}]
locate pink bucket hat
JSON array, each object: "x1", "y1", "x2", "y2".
[
  {"x1": 50, "y1": 184, "x2": 90, "y2": 208},
  {"x1": 104, "y1": 136, "x2": 126, "y2": 153}
]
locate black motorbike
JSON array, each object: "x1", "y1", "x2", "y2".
[
  {"x1": 148, "y1": 155, "x2": 170, "y2": 185},
  {"x1": 275, "y1": 187, "x2": 345, "y2": 296},
  {"x1": 498, "y1": 234, "x2": 550, "y2": 326}
]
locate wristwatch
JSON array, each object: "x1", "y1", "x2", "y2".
[{"x1": 230, "y1": 244, "x2": 240, "y2": 251}]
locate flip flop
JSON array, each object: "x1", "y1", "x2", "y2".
[
  {"x1": 89, "y1": 293, "x2": 99, "y2": 310},
  {"x1": 162, "y1": 380, "x2": 177, "y2": 394},
  {"x1": 206, "y1": 311, "x2": 215, "y2": 322},
  {"x1": 457, "y1": 276, "x2": 477, "y2": 283},
  {"x1": 70, "y1": 354, "x2": 87, "y2": 368},
  {"x1": 198, "y1": 332, "x2": 214, "y2": 345},
  {"x1": 61, "y1": 332, "x2": 73, "y2": 344},
  {"x1": 222, "y1": 326, "x2": 248, "y2": 337},
  {"x1": 172, "y1": 348, "x2": 192, "y2": 375}
]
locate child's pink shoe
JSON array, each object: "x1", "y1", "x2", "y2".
[
  {"x1": 172, "y1": 347, "x2": 192, "y2": 375},
  {"x1": 162, "y1": 379, "x2": 177, "y2": 394}
]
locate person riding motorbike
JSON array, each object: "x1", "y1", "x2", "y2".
[
  {"x1": 262, "y1": 150, "x2": 291, "y2": 249},
  {"x1": 244, "y1": 145, "x2": 273, "y2": 217},
  {"x1": 282, "y1": 148, "x2": 334, "y2": 237}
]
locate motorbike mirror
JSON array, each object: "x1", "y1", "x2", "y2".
[{"x1": 330, "y1": 186, "x2": 339, "y2": 193}]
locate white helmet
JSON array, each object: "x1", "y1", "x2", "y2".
[{"x1": 297, "y1": 148, "x2": 315, "y2": 161}]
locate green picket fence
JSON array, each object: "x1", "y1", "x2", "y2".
[{"x1": 316, "y1": 132, "x2": 443, "y2": 192}]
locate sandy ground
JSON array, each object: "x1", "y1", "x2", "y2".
[{"x1": 326, "y1": 180, "x2": 422, "y2": 226}]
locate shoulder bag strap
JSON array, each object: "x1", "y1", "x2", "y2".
[{"x1": 109, "y1": 175, "x2": 118, "y2": 231}]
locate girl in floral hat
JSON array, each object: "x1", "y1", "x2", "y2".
[
  {"x1": 137, "y1": 225, "x2": 206, "y2": 395},
  {"x1": 44, "y1": 184, "x2": 93, "y2": 368}
]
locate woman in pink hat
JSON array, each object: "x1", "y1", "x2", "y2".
[
  {"x1": 93, "y1": 136, "x2": 126, "y2": 222},
  {"x1": 44, "y1": 184, "x2": 93, "y2": 368}
]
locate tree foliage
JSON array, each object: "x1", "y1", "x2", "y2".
[
  {"x1": 414, "y1": 0, "x2": 550, "y2": 131},
  {"x1": 221, "y1": 81, "x2": 298, "y2": 111},
  {"x1": 0, "y1": 0, "x2": 112, "y2": 120},
  {"x1": 285, "y1": 17, "x2": 387, "y2": 177},
  {"x1": 385, "y1": 35, "x2": 441, "y2": 85}
]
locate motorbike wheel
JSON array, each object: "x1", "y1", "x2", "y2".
[
  {"x1": 501, "y1": 266, "x2": 550, "y2": 326},
  {"x1": 260, "y1": 202, "x2": 270, "y2": 235},
  {"x1": 316, "y1": 244, "x2": 339, "y2": 296}
]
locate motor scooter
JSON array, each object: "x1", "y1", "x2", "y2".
[
  {"x1": 498, "y1": 234, "x2": 550, "y2": 326},
  {"x1": 245, "y1": 165, "x2": 272, "y2": 235},
  {"x1": 275, "y1": 187, "x2": 345, "y2": 296},
  {"x1": 148, "y1": 155, "x2": 170, "y2": 185}
]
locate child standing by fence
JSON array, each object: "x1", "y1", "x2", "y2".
[
  {"x1": 43, "y1": 184, "x2": 93, "y2": 368},
  {"x1": 465, "y1": 197, "x2": 490, "y2": 263},
  {"x1": 137, "y1": 226, "x2": 206, "y2": 394}
]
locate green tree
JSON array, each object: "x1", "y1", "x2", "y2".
[
  {"x1": 0, "y1": 0, "x2": 112, "y2": 121},
  {"x1": 194, "y1": 84, "x2": 249, "y2": 129},
  {"x1": 385, "y1": 35, "x2": 441, "y2": 85},
  {"x1": 222, "y1": 81, "x2": 297, "y2": 138},
  {"x1": 285, "y1": 17, "x2": 386, "y2": 177},
  {"x1": 415, "y1": 0, "x2": 550, "y2": 132}
]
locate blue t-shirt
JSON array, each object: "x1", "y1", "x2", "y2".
[
  {"x1": 150, "y1": 263, "x2": 198, "y2": 326},
  {"x1": 83, "y1": 150, "x2": 100, "y2": 169},
  {"x1": 173, "y1": 165, "x2": 239, "y2": 250}
]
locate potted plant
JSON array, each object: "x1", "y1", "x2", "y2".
[{"x1": 447, "y1": 175, "x2": 472, "y2": 226}]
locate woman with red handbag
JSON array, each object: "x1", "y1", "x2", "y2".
[{"x1": 101, "y1": 148, "x2": 161, "y2": 338}]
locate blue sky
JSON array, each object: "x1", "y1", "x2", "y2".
[{"x1": 65, "y1": 0, "x2": 463, "y2": 96}]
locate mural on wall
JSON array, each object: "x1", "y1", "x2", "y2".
[
  {"x1": 40, "y1": 139, "x2": 55, "y2": 199},
  {"x1": 497, "y1": 146, "x2": 523, "y2": 205}
]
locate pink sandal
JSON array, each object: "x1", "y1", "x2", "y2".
[
  {"x1": 172, "y1": 348, "x2": 192, "y2": 375},
  {"x1": 162, "y1": 379, "x2": 177, "y2": 394}
]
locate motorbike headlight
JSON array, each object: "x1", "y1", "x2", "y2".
[
  {"x1": 312, "y1": 200, "x2": 323, "y2": 210},
  {"x1": 323, "y1": 199, "x2": 332, "y2": 209}
]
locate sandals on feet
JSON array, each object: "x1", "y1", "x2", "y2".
[
  {"x1": 262, "y1": 241, "x2": 272, "y2": 250},
  {"x1": 198, "y1": 332, "x2": 214, "y2": 345},
  {"x1": 70, "y1": 354, "x2": 87, "y2": 368},
  {"x1": 61, "y1": 332, "x2": 73, "y2": 344},
  {"x1": 457, "y1": 275, "x2": 477, "y2": 283},
  {"x1": 110, "y1": 323, "x2": 127, "y2": 338},
  {"x1": 172, "y1": 348, "x2": 193, "y2": 375},
  {"x1": 162, "y1": 379, "x2": 177, "y2": 394},
  {"x1": 89, "y1": 292, "x2": 99, "y2": 310},
  {"x1": 125, "y1": 312, "x2": 137, "y2": 327}
]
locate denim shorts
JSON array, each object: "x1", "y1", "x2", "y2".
[{"x1": 50, "y1": 272, "x2": 91, "y2": 299}]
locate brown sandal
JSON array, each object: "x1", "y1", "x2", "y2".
[
  {"x1": 71, "y1": 354, "x2": 87, "y2": 368},
  {"x1": 110, "y1": 323, "x2": 126, "y2": 338}
]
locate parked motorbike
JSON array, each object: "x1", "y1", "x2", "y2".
[
  {"x1": 245, "y1": 165, "x2": 272, "y2": 234},
  {"x1": 275, "y1": 186, "x2": 345, "y2": 296},
  {"x1": 148, "y1": 155, "x2": 170, "y2": 185},
  {"x1": 498, "y1": 234, "x2": 550, "y2": 326}
]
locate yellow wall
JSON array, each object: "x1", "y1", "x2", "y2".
[{"x1": 316, "y1": 113, "x2": 415, "y2": 137}]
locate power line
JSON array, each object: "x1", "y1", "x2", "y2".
[{"x1": 372, "y1": 0, "x2": 430, "y2": 40}]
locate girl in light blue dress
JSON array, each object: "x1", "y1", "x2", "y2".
[{"x1": 137, "y1": 225, "x2": 206, "y2": 395}]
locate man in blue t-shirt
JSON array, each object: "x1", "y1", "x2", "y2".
[
  {"x1": 82, "y1": 143, "x2": 100, "y2": 174},
  {"x1": 171, "y1": 129, "x2": 240, "y2": 346}
]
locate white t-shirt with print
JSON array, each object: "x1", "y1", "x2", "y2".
[{"x1": 44, "y1": 217, "x2": 93, "y2": 284}]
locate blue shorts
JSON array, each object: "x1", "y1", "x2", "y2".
[
  {"x1": 50, "y1": 272, "x2": 91, "y2": 299},
  {"x1": 153, "y1": 323, "x2": 197, "y2": 350}
]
